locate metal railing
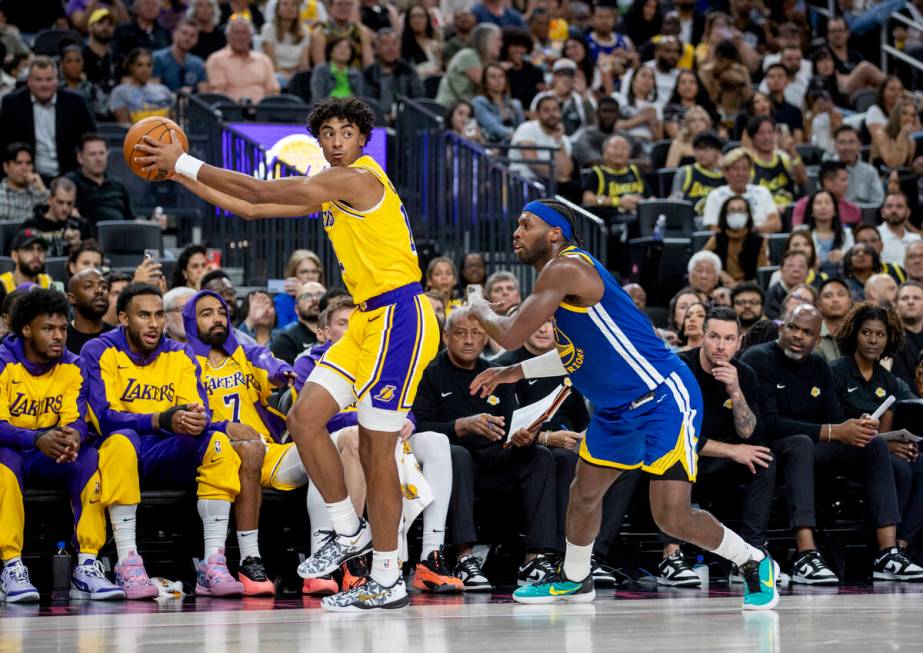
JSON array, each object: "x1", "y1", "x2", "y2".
[{"x1": 882, "y1": 11, "x2": 923, "y2": 75}]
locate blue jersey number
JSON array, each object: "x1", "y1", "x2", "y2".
[{"x1": 223, "y1": 393, "x2": 241, "y2": 422}]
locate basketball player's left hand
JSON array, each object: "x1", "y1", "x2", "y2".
[
  {"x1": 226, "y1": 422, "x2": 261, "y2": 441},
  {"x1": 56, "y1": 425, "x2": 81, "y2": 453},
  {"x1": 470, "y1": 365, "x2": 524, "y2": 397},
  {"x1": 134, "y1": 130, "x2": 184, "y2": 175}
]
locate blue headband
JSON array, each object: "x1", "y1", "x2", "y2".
[{"x1": 523, "y1": 201, "x2": 574, "y2": 241}]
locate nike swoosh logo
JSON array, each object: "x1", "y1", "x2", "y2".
[
  {"x1": 117, "y1": 365, "x2": 128, "y2": 370},
  {"x1": 527, "y1": 380, "x2": 538, "y2": 385},
  {"x1": 11, "y1": 380, "x2": 20, "y2": 384},
  {"x1": 441, "y1": 392, "x2": 452, "y2": 397},
  {"x1": 210, "y1": 457, "x2": 220, "y2": 463},
  {"x1": 367, "y1": 314, "x2": 381, "y2": 323},
  {"x1": 761, "y1": 577, "x2": 774, "y2": 588},
  {"x1": 847, "y1": 387, "x2": 859, "y2": 393},
  {"x1": 548, "y1": 586, "x2": 571, "y2": 595},
  {"x1": 776, "y1": 384, "x2": 786, "y2": 389}
]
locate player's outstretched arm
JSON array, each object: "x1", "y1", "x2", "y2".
[{"x1": 174, "y1": 176, "x2": 317, "y2": 220}]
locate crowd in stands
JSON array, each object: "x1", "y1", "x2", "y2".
[{"x1": 4, "y1": 0, "x2": 923, "y2": 600}]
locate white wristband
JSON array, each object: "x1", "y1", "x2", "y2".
[
  {"x1": 175, "y1": 153, "x2": 204, "y2": 180},
  {"x1": 520, "y1": 350, "x2": 568, "y2": 379}
]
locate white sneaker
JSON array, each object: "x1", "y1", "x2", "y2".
[
  {"x1": 791, "y1": 550, "x2": 838, "y2": 585},
  {"x1": 657, "y1": 551, "x2": 701, "y2": 587},
  {"x1": 70, "y1": 559, "x2": 126, "y2": 600},
  {"x1": 0, "y1": 560, "x2": 39, "y2": 603}
]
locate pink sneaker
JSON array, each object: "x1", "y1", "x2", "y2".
[
  {"x1": 113, "y1": 553, "x2": 159, "y2": 600},
  {"x1": 196, "y1": 550, "x2": 244, "y2": 597}
]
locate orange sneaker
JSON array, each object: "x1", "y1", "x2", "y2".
[
  {"x1": 238, "y1": 556, "x2": 275, "y2": 596},
  {"x1": 341, "y1": 556, "x2": 369, "y2": 591},
  {"x1": 412, "y1": 548, "x2": 464, "y2": 593},
  {"x1": 302, "y1": 575, "x2": 338, "y2": 596}
]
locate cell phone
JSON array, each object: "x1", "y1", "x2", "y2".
[
  {"x1": 467, "y1": 284, "x2": 483, "y2": 304},
  {"x1": 144, "y1": 249, "x2": 159, "y2": 262},
  {"x1": 776, "y1": 123, "x2": 790, "y2": 136},
  {"x1": 267, "y1": 278, "x2": 287, "y2": 293}
]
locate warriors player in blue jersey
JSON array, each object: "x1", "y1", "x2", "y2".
[{"x1": 469, "y1": 199, "x2": 779, "y2": 610}]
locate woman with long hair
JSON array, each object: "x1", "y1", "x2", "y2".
[
  {"x1": 401, "y1": 3, "x2": 443, "y2": 76},
  {"x1": 171, "y1": 244, "x2": 208, "y2": 289},
  {"x1": 614, "y1": 64, "x2": 662, "y2": 143},
  {"x1": 472, "y1": 62, "x2": 524, "y2": 144},
  {"x1": 445, "y1": 99, "x2": 483, "y2": 143},
  {"x1": 736, "y1": 91, "x2": 771, "y2": 144},
  {"x1": 425, "y1": 256, "x2": 463, "y2": 315},
  {"x1": 866, "y1": 75, "x2": 907, "y2": 142},
  {"x1": 678, "y1": 301, "x2": 706, "y2": 351},
  {"x1": 436, "y1": 22, "x2": 501, "y2": 106},
  {"x1": 703, "y1": 195, "x2": 769, "y2": 287},
  {"x1": 666, "y1": 106, "x2": 712, "y2": 168},
  {"x1": 310, "y1": 35, "x2": 364, "y2": 102},
  {"x1": 804, "y1": 190, "x2": 853, "y2": 271},
  {"x1": 832, "y1": 302, "x2": 923, "y2": 560},
  {"x1": 260, "y1": 0, "x2": 310, "y2": 84},
  {"x1": 663, "y1": 70, "x2": 715, "y2": 138},
  {"x1": 108, "y1": 48, "x2": 174, "y2": 125},
  {"x1": 872, "y1": 99, "x2": 923, "y2": 171},
  {"x1": 275, "y1": 249, "x2": 326, "y2": 327}
]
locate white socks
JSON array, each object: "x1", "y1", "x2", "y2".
[
  {"x1": 563, "y1": 539, "x2": 593, "y2": 582},
  {"x1": 371, "y1": 549, "x2": 400, "y2": 586},
  {"x1": 237, "y1": 529, "x2": 260, "y2": 562},
  {"x1": 197, "y1": 499, "x2": 230, "y2": 558},
  {"x1": 327, "y1": 497, "x2": 361, "y2": 537},
  {"x1": 77, "y1": 553, "x2": 96, "y2": 566},
  {"x1": 306, "y1": 482, "x2": 332, "y2": 555},
  {"x1": 710, "y1": 526, "x2": 765, "y2": 567},
  {"x1": 109, "y1": 504, "x2": 138, "y2": 562}
]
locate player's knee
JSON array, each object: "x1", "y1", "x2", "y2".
[
  {"x1": 336, "y1": 427, "x2": 360, "y2": 458},
  {"x1": 235, "y1": 440, "x2": 265, "y2": 473},
  {"x1": 569, "y1": 474, "x2": 605, "y2": 509},
  {"x1": 102, "y1": 432, "x2": 139, "y2": 464}
]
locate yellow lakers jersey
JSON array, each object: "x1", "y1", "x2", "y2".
[
  {"x1": 0, "y1": 272, "x2": 52, "y2": 294},
  {"x1": 200, "y1": 354, "x2": 278, "y2": 441},
  {"x1": 321, "y1": 155, "x2": 421, "y2": 304},
  {"x1": 0, "y1": 346, "x2": 85, "y2": 434}
]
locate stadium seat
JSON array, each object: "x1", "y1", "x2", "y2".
[
  {"x1": 422, "y1": 74, "x2": 443, "y2": 99},
  {"x1": 692, "y1": 230, "x2": 712, "y2": 252},
  {"x1": 0, "y1": 256, "x2": 13, "y2": 274},
  {"x1": 655, "y1": 167, "x2": 677, "y2": 198},
  {"x1": 637, "y1": 199, "x2": 695, "y2": 237},
  {"x1": 795, "y1": 144, "x2": 822, "y2": 166},
  {"x1": 757, "y1": 265, "x2": 778, "y2": 290},
  {"x1": 32, "y1": 29, "x2": 81, "y2": 56},
  {"x1": 629, "y1": 237, "x2": 692, "y2": 306},
  {"x1": 197, "y1": 92, "x2": 236, "y2": 106},
  {"x1": 0, "y1": 220, "x2": 25, "y2": 255},
  {"x1": 287, "y1": 70, "x2": 313, "y2": 103},
  {"x1": 358, "y1": 96, "x2": 389, "y2": 127},
  {"x1": 859, "y1": 204, "x2": 879, "y2": 225},
  {"x1": 649, "y1": 139, "x2": 672, "y2": 171},
  {"x1": 96, "y1": 221, "x2": 163, "y2": 268},
  {"x1": 851, "y1": 88, "x2": 877, "y2": 113},
  {"x1": 767, "y1": 232, "x2": 790, "y2": 265},
  {"x1": 44, "y1": 257, "x2": 68, "y2": 282},
  {"x1": 411, "y1": 98, "x2": 447, "y2": 124},
  {"x1": 254, "y1": 95, "x2": 311, "y2": 123},
  {"x1": 96, "y1": 122, "x2": 129, "y2": 149},
  {"x1": 261, "y1": 93, "x2": 307, "y2": 105}
]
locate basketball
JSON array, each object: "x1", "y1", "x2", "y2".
[{"x1": 123, "y1": 116, "x2": 189, "y2": 181}]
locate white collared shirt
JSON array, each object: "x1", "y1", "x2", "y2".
[
  {"x1": 31, "y1": 93, "x2": 58, "y2": 177},
  {"x1": 878, "y1": 223, "x2": 922, "y2": 265}
]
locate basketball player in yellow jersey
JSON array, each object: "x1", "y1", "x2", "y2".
[{"x1": 136, "y1": 97, "x2": 440, "y2": 611}]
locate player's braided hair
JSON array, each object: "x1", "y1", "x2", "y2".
[
  {"x1": 307, "y1": 98, "x2": 376, "y2": 142},
  {"x1": 835, "y1": 300, "x2": 904, "y2": 359},
  {"x1": 10, "y1": 288, "x2": 69, "y2": 337}
]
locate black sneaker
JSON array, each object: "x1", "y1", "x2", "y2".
[
  {"x1": 341, "y1": 555, "x2": 369, "y2": 591},
  {"x1": 517, "y1": 554, "x2": 557, "y2": 587},
  {"x1": 873, "y1": 547, "x2": 923, "y2": 581},
  {"x1": 238, "y1": 556, "x2": 275, "y2": 596},
  {"x1": 320, "y1": 576, "x2": 410, "y2": 612},
  {"x1": 590, "y1": 557, "x2": 617, "y2": 587},
  {"x1": 657, "y1": 551, "x2": 701, "y2": 587},
  {"x1": 791, "y1": 550, "x2": 838, "y2": 585},
  {"x1": 454, "y1": 554, "x2": 493, "y2": 592},
  {"x1": 297, "y1": 520, "x2": 372, "y2": 579}
]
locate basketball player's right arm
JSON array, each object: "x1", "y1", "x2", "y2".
[{"x1": 174, "y1": 177, "x2": 317, "y2": 220}]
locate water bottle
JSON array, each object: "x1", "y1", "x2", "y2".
[
  {"x1": 52, "y1": 541, "x2": 71, "y2": 600},
  {"x1": 692, "y1": 555, "x2": 709, "y2": 587},
  {"x1": 652, "y1": 214, "x2": 667, "y2": 241}
]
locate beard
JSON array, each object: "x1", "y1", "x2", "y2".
[
  {"x1": 76, "y1": 300, "x2": 109, "y2": 321},
  {"x1": 127, "y1": 327, "x2": 160, "y2": 354},
  {"x1": 782, "y1": 347, "x2": 805, "y2": 361},
  {"x1": 516, "y1": 241, "x2": 550, "y2": 265},
  {"x1": 739, "y1": 313, "x2": 760, "y2": 328},
  {"x1": 297, "y1": 307, "x2": 320, "y2": 323},
  {"x1": 18, "y1": 261, "x2": 43, "y2": 277},
  {"x1": 202, "y1": 325, "x2": 228, "y2": 346}
]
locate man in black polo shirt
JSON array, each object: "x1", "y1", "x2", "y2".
[
  {"x1": 412, "y1": 308, "x2": 557, "y2": 592},
  {"x1": 656, "y1": 307, "x2": 775, "y2": 585},
  {"x1": 741, "y1": 304, "x2": 916, "y2": 583},
  {"x1": 66, "y1": 134, "x2": 135, "y2": 233}
]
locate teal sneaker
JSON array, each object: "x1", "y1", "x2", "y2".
[
  {"x1": 741, "y1": 555, "x2": 780, "y2": 611},
  {"x1": 512, "y1": 568, "x2": 595, "y2": 604}
]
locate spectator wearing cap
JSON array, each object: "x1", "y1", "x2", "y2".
[
  {"x1": 0, "y1": 57, "x2": 97, "y2": 182},
  {"x1": 67, "y1": 133, "x2": 136, "y2": 232},
  {"x1": 815, "y1": 277, "x2": 853, "y2": 363},
  {"x1": 546, "y1": 58, "x2": 594, "y2": 136},
  {"x1": 113, "y1": 0, "x2": 173, "y2": 65},
  {"x1": 68, "y1": 0, "x2": 130, "y2": 32},
  {"x1": 791, "y1": 160, "x2": 861, "y2": 227},
  {"x1": 501, "y1": 28, "x2": 546, "y2": 114},
  {"x1": 153, "y1": 18, "x2": 208, "y2": 93},
  {"x1": 702, "y1": 148, "x2": 780, "y2": 234},
  {"x1": 581, "y1": 134, "x2": 649, "y2": 214},
  {"x1": 509, "y1": 93, "x2": 573, "y2": 183},
  {"x1": 83, "y1": 7, "x2": 120, "y2": 94},
  {"x1": 206, "y1": 14, "x2": 280, "y2": 103},
  {"x1": 1, "y1": 230, "x2": 53, "y2": 292},
  {"x1": 0, "y1": 144, "x2": 49, "y2": 222},
  {"x1": 669, "y1": 131, "x2": 724, "y2": 216},
  {"x1": 22, "y1": 177, "x2": 91, "y2": 258},
  {"x1": 570, "y1": 96, "x2": 636, "y2": 169}
]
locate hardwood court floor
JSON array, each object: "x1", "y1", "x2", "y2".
[{"x1": 2, "y1": 583, "x2": 923, "y2": 652}]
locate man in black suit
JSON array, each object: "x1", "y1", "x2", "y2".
[{"x1": 0, "y1": 57, "x2": 96, "y2": 182}]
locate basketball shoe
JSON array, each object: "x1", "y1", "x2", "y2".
[
  {"x1": 412, "y1": 548, "x2": 463, "y2": 593},
  {"x1": 0, "y1": 560, "x2": 39, "y2": 603},
  {"x1": 298, "y1": 520, "x2": 372, "y2": 579}
]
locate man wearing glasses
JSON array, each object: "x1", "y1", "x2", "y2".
[
  {"x1": 271, "y1": 281, "x2": 326, "y2": 364},
  {"x1": 730, "y1": 282, "x2": 765, "y2": 335}
]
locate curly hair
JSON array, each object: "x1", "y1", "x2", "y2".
[
  {"x1": 307, "y1": 97, "x2": 376, "y2": 142},
  {"x1": 10, "y1": 288, "x2": 69, "y2": 337},
  {"x1": 835, "y1": 301, "x2": 904, "y2": 359}
]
